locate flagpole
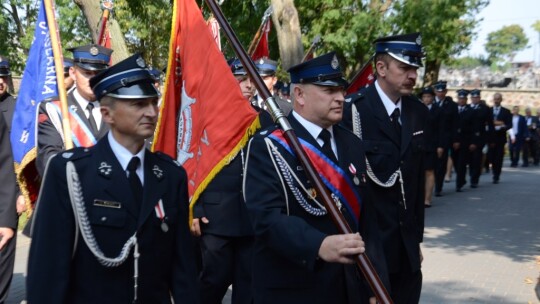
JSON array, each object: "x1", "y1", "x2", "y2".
[
  {"x1": 301, "y1": 34, "x2": 321, "y2": 62},
  {"x1": 97, "y1": 0, "x2": 114, "y2": 46},
  {"x1": 43, "y1": 0, "x2": 72, "y2": 149},
  {"x1": 247, "y1": 6, "x2": 273, "y2": 56},
  {"x1": 346, "y1": 55, "x2": 375, "y2": 93},
  {"x1": 203, "y1": 1, "x2": 392, "y2": 303}
]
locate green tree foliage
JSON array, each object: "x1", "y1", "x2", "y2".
[
  {"x1": 445, "y1": 55, "x2": 489, "y2": 69},
  {"x1": 295, "y1": 0, "x2": 391, "y2": 77},
  {"x1": 0, "y1": 0, "x2": 91, "y2": 75},
  {"x1": 388, "y1": 0, "x2": 489, "y2": 86},
  {"x1": 485, "y1": 24, "x2": 529, "y2": 64}
]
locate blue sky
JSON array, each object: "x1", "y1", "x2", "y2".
[{"x1": 465, "y1": 0, "x2": 540, "y2": 63}]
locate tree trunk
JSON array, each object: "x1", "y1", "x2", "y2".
[
  {"x1": 270, "y1": 0, "x2": 303, "y2": 70},
  {"x1": 423, "y1": 59, "x2": 441, "y2": 87},
  {"x1": 73, "y1": 0, "x2": 130, "y2": 63}
]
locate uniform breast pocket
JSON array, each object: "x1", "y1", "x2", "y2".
[
  {"x1": 411, "y1": 133, "x2": 425, "y2": 152},
  {"x1": 89, "y1": 203, "x2": 127, "y2": 228}
]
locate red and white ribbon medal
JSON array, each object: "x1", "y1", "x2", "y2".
[
  {"x1": 154, "y1": 199, "x2": 168, "y2": 232},
  {"x1": 349, "y1": 163, "x2": 360, "y2": 185}
]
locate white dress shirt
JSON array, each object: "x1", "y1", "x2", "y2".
[
  {"x1": 108, "y1": 132, "x2": 146, "y2": 184},
  {"x1": 292, "y1": 111, "x2": 338, "y2": 159}
]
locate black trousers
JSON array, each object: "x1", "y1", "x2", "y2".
[
  {"x1": 490, "y1": 141, "x2": 506, "y2": 181},
  {"x1": 509, "y1": 140, "x2": 523, "y2": 166},
  {"x1": 522, "y1": 137, "x2": 538, "y2": 165},
  {"x1": 469, "y1": 145, "x2": 484, "y2": 185},
  {"x1": 0, "y1": 231, "x2": 16, "y2": 303},
  {"x1": 388, "y1": 248, "x2": 422, "y2": 304},
  {"x1": 454, "y1": 146, "x2": 470, "y2": 189},
  {"x1": 199, "y1": 234, "x2": 253, "y2": 304},
  {"x1": 434, "y1": 148, "x2": 449, "y2": 193}
]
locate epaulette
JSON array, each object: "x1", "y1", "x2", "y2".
[
  {"x1": 59, "y1": 147, "x2": 91, "y2": 161},
  {"x1": 253, "y1": 124, "x2": 279, "y2": 139},
  {"x1": 154, "y1": 151, "x2": 182, "y2": 168},
  {"x1": 345, "y1": 92, "x2": 364, "y2": 104}
]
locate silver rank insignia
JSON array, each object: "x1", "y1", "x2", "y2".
[
  {"x1": 62, "y1": 152, "x2": 73, "y2": 159},
  {"x1": 153, "y1": 165, "x2": 164, "y2": 179},
  {"x1": 98, "y1": 162, "x2": 112, "y2": 177}
]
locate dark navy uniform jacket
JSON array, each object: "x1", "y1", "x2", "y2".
[
  {"x1": 36, "y1": 91, "x2": 109, "y2": 176},
  {"x1": 244, "y1": 114, "x2": 386, "y2": 304},
  {"x1": 469, "y1": 103, "x2": 494, "y2": 146},
  {"x1": 27, "y1": 135, "x2": 199, "y2": 304},
  {"x1": 342, "y1": 84, "x2": 427, "y2": 275},
  {"x1": 0, "y1": 93, "x2": 15, "y2": 131}
]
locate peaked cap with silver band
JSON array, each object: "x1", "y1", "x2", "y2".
[
  {"x1": 255, "y1": 58, "x2": 278, "y2": 76},
  {"x1": 69, "y1": 44, "x2": 113, "y2": 71},
  {"x1": 374, "y1": 32, "x2": 425, "y2": 67},
  {"x1": 288, "y1": 51, "x2": 348, "y2": 87},
  {"x1": 90, "y1": 53, "x2": 160, "y2": 101},
  {"x1": 228, "y1": 58, "x2": 248, "y2": 76}
]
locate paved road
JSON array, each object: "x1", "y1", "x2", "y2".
[{"x1": 6, "y1": 162, "x2": 540, "y2": 304}]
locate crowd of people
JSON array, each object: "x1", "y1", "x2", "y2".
[
  {"x1": 0, "y1": 28, "x2": 538, "y2": 304},
  {"x1": 417, "y1": 83, "x2": 540, "y2": 207}
]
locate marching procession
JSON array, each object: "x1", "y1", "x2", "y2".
[{"x1": 1, "y1": 0, "x2": 540, "y2": 304}]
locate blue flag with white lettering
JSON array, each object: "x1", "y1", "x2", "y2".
[{"x1": 11, "y1": 0, "x2": 58, "y2": 203}]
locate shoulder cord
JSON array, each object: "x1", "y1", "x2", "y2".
[
  {"x1": 264, "y1": 138, "x2": 327, "y2": 216},
  {"x1": 351, "y1": 104, "x2": 408, "y2": 209},
  {"x1": 66, "y1": 161, "x2": 140, "y2": 301}
]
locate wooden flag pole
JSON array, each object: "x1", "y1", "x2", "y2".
[{"x1": 43, "y1": 0, "x2": 72, "y2": 149}]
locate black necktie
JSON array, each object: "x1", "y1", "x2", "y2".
[
  {"x1": 127, "y1": 157, "x2": 143, "y2": 210},
  {"x1": 459, "y1": 106, "x2": 463, "y2": 113},
  {"x1": 86, "y1": 103, "x2": 98, "y2": 135},
  {"x1": 391, "y1": 108, "x2": 401, "y2": 137},
  {"x1": 318, "y1": 129, "x2": 337, "y2": 162}
]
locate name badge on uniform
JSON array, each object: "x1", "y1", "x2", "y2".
[{"x1": 93, "y1": 199, "x2": 122, "y2": 208}]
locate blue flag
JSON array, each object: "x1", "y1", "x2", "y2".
[{"x1": 11, "y1": 0, "x2": 58, "y2": 203}]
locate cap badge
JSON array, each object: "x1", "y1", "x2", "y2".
[
  {"x1": 416, "y1": 35, "x2": 422, "y2": 45},
  {"x1": 89, "y1": 46, "x2": 99, "y2": 56},
  {"x1": 136, "y1": 56, "x2": 146, "y2": 68},
  {"x1": 331, "y1": 55, "x2": 339, "y2": 70}
]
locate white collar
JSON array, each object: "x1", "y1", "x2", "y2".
[
  {"x1": 375, "y1": 80, "x2": 401, "y2": 116},
  {"x1": 73, "y1": 89, "x2": 97, "y2": 110},
  {"x1": 108, "y1": 132, "x2": 146, "y2": 183},
  {"x1": 292, "y1": 111, "x2": 334, "y2": 143}
]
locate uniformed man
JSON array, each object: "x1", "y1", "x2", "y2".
[
  {"x1": 342, "y1": 32, "x2": 428, "y2": 303},
  {"x1": 0, "y1": 108, "x2": 18, "y2": 304},
  {"x1": 420, "y1": 87, "x2": 441, "y2": 208},
  {"x1": 468, "y1": 89, "x2": 493, "y2": 187},
  {"x1": 244, "y1": 52, "x2": 385, "y2": 304},
  {"x1": 488, "y1": 93, "x2": 512, "y2": 183},
  {"x1": 432, "y1": 80, "x2": 458, "y2": 196},
  {"x1": 189, "y1": 59, "x2": 273, "y2": 304},
  {"x1": 453, "y1": 89, "x2": 473, "y2": 192},
  {"x1": 0, "y1": 56, "x2": 16, "y2": 130},
  {"x1": 523, "y1": 107, "x2": 539, "y2": 166},
  {"x1": 253, "y1": 58, "x2": 293, "y2": 115},
  {"x1": 27, "y1": 53, "x2": 199, "y2": 303},
  {"x1": 36, "y1": 44, "x2": 113, "y2": 176}
]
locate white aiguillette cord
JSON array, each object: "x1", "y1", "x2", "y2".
[{"x1": 66, "y1": 161, "x2": 140, "y2": 302}]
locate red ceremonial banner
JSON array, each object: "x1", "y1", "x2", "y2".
[
  {"x1": 251, "y1": 19, "x2": 271, "y2": 60},
  {"x1": 153, "y1": 0, "x2": 260, "y2": 221},
  {"x1": 346, "y1": 62, "x2": 375, "y2": 95}
]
